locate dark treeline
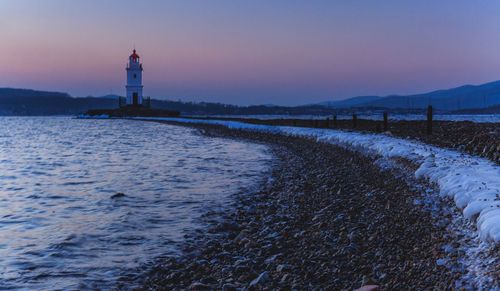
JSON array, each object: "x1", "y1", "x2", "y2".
[
  {"x1": 0, "y1": 88, "x2": 393, "y2": 116},
  {"x1": 1, "y1": 88, "x2": 499, "y2": 116},
  {"x1": 0, "y1": 88, "x2": 117, "y2": 116}
]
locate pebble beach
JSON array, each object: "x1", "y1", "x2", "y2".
[{"x1": 140, "y1": 122, "x2": 499, "y2": 290}]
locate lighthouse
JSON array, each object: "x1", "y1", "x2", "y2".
[
  {"x1": 126, "y1": 49, "x2": 143, "y2": 106},
  {"x1": 84, "y1": 48, "x2": 179, "y2": 117}
]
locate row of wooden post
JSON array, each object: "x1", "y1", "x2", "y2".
[
  {"x1": 309, "y1": 105, "x2": 433, "y2": 135},
  {"x1": 427, "y1": 105, "x2": 433, "y2": 135}
]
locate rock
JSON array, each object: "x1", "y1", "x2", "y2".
[
  {"x1": 234, "y1": 259, "x2": 249, "y2": 266},
  {"x1": 354, "y1": 285, "x2": 379, "y2": 291},
  {"x1": 276, "y1": 264, "x2": 290, "y2": 272},
  {"x1": 200, "y1": 276, "x2": 218, "y2": 284},
  {"x1": 234, "y1": 230, "x2": 248, "y2": 243},
  {"x1": 216, "y1": 222, "x2": 240, "y2": 232},
  {"x1": 264, "y1": 253, "x2": 281, "y2": 264},
  {"x1": 222, "y1": 283, "x2": 238, "y2": 291},
  {"x1": 235, "y1": 265, "x2": 250, "y2": 274},
  {"x1": 189, "y1": 282, "x2": 211, "y2": 290},
  {"x1": 249, "y1": 271, "x2": 270, "y2": 288},
  {"x1": 361, "y1": 275, "x2": 376, "y2": 286},
  {"x1": 110, "y1": 192, "x2": 126, "y2": 199},
  {"x1": 238, "y1": 237, "x2": 250, "y2": 246},
  {"x1": 280, "y1": 273, "x2": 289, "y2": 284},
  {"x1": 266, "y1": 231, "x2": 280, "y2": 239}
]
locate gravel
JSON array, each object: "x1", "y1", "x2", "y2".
[{"x1": 139, "y1": 122, "x2": 498, "y2": 290}]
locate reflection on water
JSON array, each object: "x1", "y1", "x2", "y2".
[{"x1": 0, "y1": 117, "x2": 271, "y2": 290}]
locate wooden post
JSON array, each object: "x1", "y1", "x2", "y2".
[
  {"x1": 426, "y1": 105, "x2": 433, "y2": 135},
  {"x1": 353, "y1": 114, "x2": 357, "y2": 128},
  {"x1": 383, "y1": 111, "x2": 388, "y2": 132},
  {"x1": 333, "y1": 115, "x2": 337, "y2": 128},
  {"x1": 326, "y1": 117, "x2": 330, "y2": 128}
]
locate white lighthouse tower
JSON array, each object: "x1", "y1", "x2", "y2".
[{"x1": 126, "y1": 49, "x2": 143, "y2": 106}]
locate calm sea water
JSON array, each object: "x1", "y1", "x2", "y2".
[{"x1": 0, "y1": 117, "x2": 272, "y2": 290}]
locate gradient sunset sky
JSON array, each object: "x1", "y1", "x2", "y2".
[{"x1": 1, "y1": 0, "x2": 500, "y2": 105}]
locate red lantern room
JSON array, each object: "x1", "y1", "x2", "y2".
[{"x1": 129, "y1": 49, "x2": 140, "y2": 62}]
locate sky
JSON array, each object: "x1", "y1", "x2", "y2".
[{"x1": 1, "y1": 0, "x2": 500, "y2": 105}]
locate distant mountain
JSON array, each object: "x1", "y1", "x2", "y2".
[
  {"x1": 323, "y1": 80, "x2": 500, "y2": 110},
  {"x1": 319, "y1": 96, "x2": 382, "y2": 108}
]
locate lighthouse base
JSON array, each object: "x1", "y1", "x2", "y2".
[{"x1": 85, "y1": 107, "x2": 180, "y2": 118}]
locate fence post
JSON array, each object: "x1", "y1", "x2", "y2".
[
  {"x1": 383, "y1": 111, "x2": 388, "y2": 132},
  {"x1": 353, "y1": 114, "x2": 357, "y2": 128},
  {"x1": 326, "y1": 117, "x2": 330, "y2": 128},
  {"x1": 426, "y1": 105, "x2": 433, "y2": 135},
  {"x1": 333, "y1": 115, "x2": 337, "y2": 128}
]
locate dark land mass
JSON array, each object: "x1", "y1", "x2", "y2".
[
  {"x1": 0, "y1": 88, "x2": 420, "y2": 116},
  {"x1": 0, "y1": 88, "x2": 366, "y2": 116},
  {"x1": 453, "y1": 104, "x2": 500, "y2": 114},
  {"x1": 85, "y1": 107, "x2": 180, "y2": 118},
  {"x1": 0, "y1": 88, "x2": 119, "y2": 116},
  {"x1": 321, "y1": 80, "x2": 500, "y2": 110},
  {"x1": 181, "y1": 116, "x2": 500, "y2": 164},
  {"x1": 135, "y1": 121, "x2": 497, "y2": 290},
  {"x1": 2, "y1": 86, "x2": 500, "y2": 116}
]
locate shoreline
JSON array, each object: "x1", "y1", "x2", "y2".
[
  {"x1": 148, "y1": 116, "x2": 500, "y2": 164},
  {"x1": 77, "y1": 115, "x2": 499, "y2": 164},
  {"x1": 139, "y1": 121, "x2": 499, "y2": 290}
]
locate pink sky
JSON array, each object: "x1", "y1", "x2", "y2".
[{"x1": 1, "y1": 0, "x2": 500, "y2": 105}]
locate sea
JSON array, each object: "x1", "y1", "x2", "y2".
[{"x1": 0, "y1": 117, "x2": 272, "y2": 290}]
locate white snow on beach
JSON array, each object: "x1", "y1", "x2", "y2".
[{"x1": 137, "y1": 117, "x2": 500, "y2": 244}]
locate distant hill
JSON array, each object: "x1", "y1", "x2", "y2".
[
  {"x1": 319, "y1": 96, "x2": 382, "y2": 108},
  {"x1": 322, "y1": 80, "x2": 500, "y2": 110},
  {"x1": 0, "y1": 88, "x2": 118, "y2": 115},
  {"x1": 2, "y1": 80, "x2": 500, "y2": 116},
  {"x1": 0, "y1": 88, "x2": 340, "y2": 116}
]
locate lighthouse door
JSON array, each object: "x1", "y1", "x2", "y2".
[{"x1": 133, "y1": 93, "x2": 138, "y2": 106}]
